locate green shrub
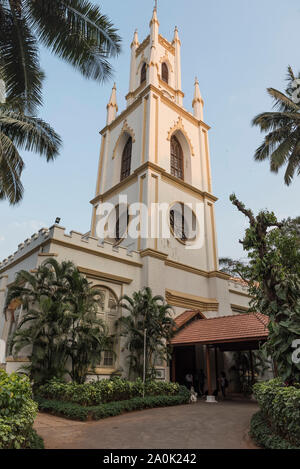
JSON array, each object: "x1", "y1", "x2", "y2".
[
  {"x1": 253, "y1": 379, "x2": 300, "y2": 447},
  {"x1": 36, "y1": 385, "x2": 189, "y2": 421},
  {"x1": 250, "y1": 411, "x2": 299, "y2": 449},
  {"x1": 0, "y1": 369, "x2": 41, "y2": 449},
  {"x1": 36, "y1": 377, "x2": 181, "y2": 406}
]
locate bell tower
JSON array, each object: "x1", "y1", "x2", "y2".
[{"x1": 90, "y1": 7, "x2": 220, "y2": 282}]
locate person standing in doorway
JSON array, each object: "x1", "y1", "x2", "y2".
[
  {"x1": 219, "y1": 371, "x2": 228, "y2": 399},
  {"x1": 185, "y1": 372, "x2": 193, "y2": 390},
  {"x1": 198, "y1": 369, "x2": 206, "y2": 396}
]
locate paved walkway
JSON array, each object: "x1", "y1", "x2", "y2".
[{"x1": 34, "y1": 399, "x2": 258, "y2": 449}]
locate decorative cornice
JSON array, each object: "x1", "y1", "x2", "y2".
[
  {"x1": 50, "y1": 239, "x2": 143, "y2": 268},
  {"x1": 90, "y1": 161, "x2": 218, "y2": 205},
  {"x1": 78, "y1": 266, "x2": 132, "y2": 285},
  {"x1": 231, "y1": 304, "x2": 249, "y2": 313},
  {"x1": 90, "y1": 172, "x2": 138, "y2": 204},
  {"x1": 158, "y1": 35, "x2": 175, "y2": 55},
  {"x1": 167, "y1": 116, "x2": 195, "y2": 156},
  {"x1": 157, "y1": 76, "x2": 185, "y2": 100},
  {"x1": 165, "y1": 289, "x2": 219, "y2": 312},
  {"x1": 6, "y1": 356, "x2": 30, "y2": 363},
  {"x1": 112, "y1": 120, "x2": 136, "y2": 159},
  {"x1": 136, "y1": 35, "x2": 150, "y2": 57},
  {"x1": 229, "y1": 288, "x2": 252, "y2": 299},
  {"x1": 100, "y1": 84, "x2": 211, "y2": 137},
  {"x1": 38, "y1": 252, "x2": 58, "y2": 257},
  {"x1": 140, "y1": 249, "x2": 168, "y2": 261},
  {"x1": 161, "y1": 171, "x2": 218, "y2": 202}
]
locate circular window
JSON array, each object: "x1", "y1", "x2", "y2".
[{"x1": 169, "y1": 202, "x2": 197, "y2": 243}]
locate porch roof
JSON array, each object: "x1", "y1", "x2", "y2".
[{"x1": 171, "y1": 312, "x2": 269, "y2": 347}]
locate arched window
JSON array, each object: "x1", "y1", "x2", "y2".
[
  {"x1": 95, "y1": 286, "x2": 119, "y2": 368},
  {"x1": 115, "y1": 204, "x2": 129, "y2": 243},
  {"x1": 140, "y1": 62, "x2": 146, "y2": 84},
  {"x1": 169, "y1": 202, "x2": 197, "y2": 244},
  {"x1": 170, "y1": 135, "x2": 184, "y2": 180},
  {"x1": 120, "y1": 136, "x2": 132, "y2": 181},
  {"x1": 161, "y1": 62, "x2": 169, "y2": 84}
]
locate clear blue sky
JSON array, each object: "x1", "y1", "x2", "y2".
[{"x1": 0, "y1": 0, "x2": 299, "y2": 262}]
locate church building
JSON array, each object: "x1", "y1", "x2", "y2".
[{"x1": 0, "y1": 8, "x2": 268, "y2": 392}]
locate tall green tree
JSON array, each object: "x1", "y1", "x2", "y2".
[
  {"x1": 8, "y1": 259, "x2": 109, "y2": 385},
  {"x1": 252, "y1": 66, "x2": 300, "y2": 185},
  {"x1": 0, "y1": 0, "x2": 121, "y2": 113},
  {"x1": 117, "y1": 287, "x2": 176, "y2": 380},
  {"x1": 63, "y1": 268, "x2": 110, "y2": 384},
  {"x1": 230, "y1": 194, "x2": 300, "y2": 384}
]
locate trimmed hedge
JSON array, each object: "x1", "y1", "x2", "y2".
[
  {"x1": 37, "y1": 377, "x2": 181, "y2": 406},
  {"x1": 0, "y1": 369, "x2": 42, "y2": 449},
  {"x1": 36, "y1": 386, "x2": 190, "y2": 421},
  {"x1": 252, "y1": 379, "x2": 300, "y2": 448},
  {"x1": 250, "y1": 411, "x2": 298, "y2": 449}
]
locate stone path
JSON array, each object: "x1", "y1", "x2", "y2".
[{"x1": 34, "y1": 399, "x2": 258, "y2": 449}]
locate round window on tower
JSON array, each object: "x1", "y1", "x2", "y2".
[{"x1": 169, "y1": 202, "x2": 197, "y2": 244}]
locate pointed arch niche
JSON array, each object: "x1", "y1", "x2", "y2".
[
  {"x1": 112, "y1": 121, "x2": 136, "y2": 184},
  {"x1": 167, "y1": 117, "x2": 194, "y2": 184}
]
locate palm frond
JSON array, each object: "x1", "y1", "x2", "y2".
[
  {"x1": 267, "y1": 88, "x2": 300, "y2": 113},
  {"x1": 284, "y1": 141, "x2": 300, "y2": 185},
  {"x1": 26, "y1": 0, "x2": 121, "y2": 82},
  {"x1": 0, "y1": 108, "x2": 62, "y2": 160},
  {"x1": 0, "y1": 5, "x2": 44, "y2": 113},
  {"x1": 269, "y1": 132, "x2": 298, "y2": 173},
  {"x1": 252, "y1": 112, "x2": 299, "y2": 132},
  {"x1": 0, "y1": 130, "x2": 23, "y2": 203}
]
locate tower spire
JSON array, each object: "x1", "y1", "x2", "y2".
[
  {"x1": 192, "y1": 77, "x2": 204, "y2": 120},
  {"x1": 172, "y1": 26, "x2": 182, "y2": 105},
  {"x1": 106, "y1": 83, "x2": 118, "y2": 125}
]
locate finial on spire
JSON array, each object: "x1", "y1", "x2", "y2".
[
  {"x1": 173, "y1": 25, "x2": 180, "y2": 44},
  {"x1": 107, "y1": 83, "x2": 118, "y2": 124},
  {"x1": 154, "y1": 0, "x2": 158, "y2": 11},
  {"x1": 150, "y1": 2, "x2": 159, "y2": 27},
  {"x1": 131, "y1": 29, "x2": 139, "y2": 48}
]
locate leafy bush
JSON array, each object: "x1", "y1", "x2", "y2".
[
  {"x1": 36, "y1": 386, "x2": 189, "y2": 421},
  {"x1": 0, "y1": 369, "x2": 41, "y2": 449},
  {"x1": 253, "y1": 379, "x2": 300, "y2": 447},
  {"x1": 36, "y1": 377, "x2": 180, "y2": 406},
  {"x1": 250, "y1": 411, "x2": 298, "y2": 449}
]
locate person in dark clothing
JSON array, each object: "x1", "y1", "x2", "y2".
[
  {"x1": 198, "y1": 369, "x2": 206, "y2": 395},
  {"x1": 185, "y1": 372, "x2": 193, "y2": 390},
  {"x1": 219, "y1": 371, "x2": 228, "y2": 399}
]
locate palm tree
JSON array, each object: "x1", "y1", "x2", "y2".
[
  {"x1": 8, "y1": 259, "x2": 110, "y2": 385},
  {"x1": 10, "y1": 296, "x2": 70, "y2": 385},
  {"x1": 253, "y1": 66, "x2": 300, "y2": 185},
  {"x1": 64, "y1": 267, "x2": 110, "y2": 384},
  {"x1": 117, "y1": 287, "x2": 175, "y2": 380},
  {"x1": 0, "y1": 100, "x2": 61, "y2": 204},
  {"x1": 0, "y1": 0, "x2": 121, "y2": 113}
]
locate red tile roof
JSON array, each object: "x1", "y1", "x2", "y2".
[
  {"x1": 171, "y1": 312, "x2": 269, "y2": 346},
  {"x1": 174, "y1": 310, "x2": 205, "y2": 329}
]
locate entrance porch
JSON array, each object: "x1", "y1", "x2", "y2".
[{"x1": 170, "y1": 312, "x2": 269, "y2": 397}]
